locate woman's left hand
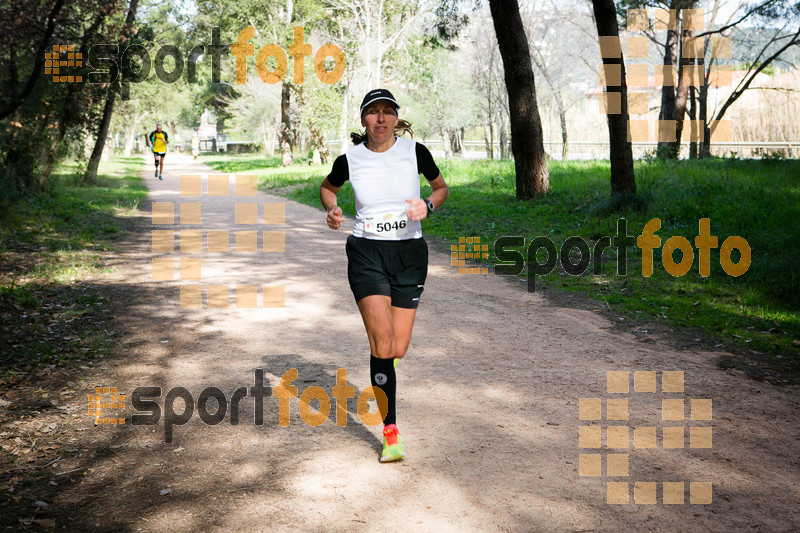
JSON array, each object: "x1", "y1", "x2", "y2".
[{"x1": 405, "y1": 198, "x2": 428, "y2": 221}]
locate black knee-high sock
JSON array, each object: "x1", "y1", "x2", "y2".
[{"x1": 370, "y1": 355, "x2": 396, "y2": 426}]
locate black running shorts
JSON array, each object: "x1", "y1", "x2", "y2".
[{"x1": 345, "y1": 235, "x2": 428, "y2": 309}]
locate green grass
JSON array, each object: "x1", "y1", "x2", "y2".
[
  {"x1": 0, "y1": 156, "x2": 146, "y2": 378},
  {"x1": 203, "y1": 153, "x2": 800, "y2": 367}
]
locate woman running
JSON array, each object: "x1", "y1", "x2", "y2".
[{"x1": 320, "y1": 89, "x2": 449, "y2": 463}]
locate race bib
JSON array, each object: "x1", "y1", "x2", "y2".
[{"x1": 363, "y1": 211, "x2": 411, "y2": 239}]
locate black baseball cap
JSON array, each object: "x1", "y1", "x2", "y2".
[{"x1": 360, "y1": 89, "x2": 400, "y2": 115}]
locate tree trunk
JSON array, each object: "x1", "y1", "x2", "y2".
[
  {"x1": 0, "y1": 0, "x2": 66, "y2": 121},
  {"x1": 29, "y1": 111, "x2": 53, "y2": 189},
  {"x1": 530, "y1": 46, "x2": 568, "y2": 161},
  {"x1": 39, "y1": 11, "x2": 106, "y2": 188},
  {"x1": 294, "y1": 85, "x2": 330, "y2": 164},
  {"x1": 440, "y1": 129, "x2": 452, "y2": 159},
  {"x1": 84, "y1": 92, "x2": 116, "y2": 183},
  {"x1": 280, "y1": 82, "x2": 293, "y2": 166},
  {"x1": 122, "y1": 110, "x2": 149, "y2": 157},
  {"x1": 688, "y1": 84, "x2": 697, "y2": 159},
  {"x1": 699, "y1": 76, "x2": 711, "y2": 158},
  {"x1": 499, "y1": 121, "x2": 509, "y2": 159},
  {"x1": 669, "y1": 22, "x2": 694, "y2": 158},
  {"x1": 4, "y1": 113, "x2": 25, "y2": 191},
  {"x1": 262, "y1": 132, "x2": 272, "y2": 155},
  {"x1": 84, "y1": 0, "x2": 139, "y2": 183},
  {"x1": 310, "y1": 123, "x2": 330, "y2": 164},
  {"x1": 267, "y1": 126, "x2": 277, "y2": 155},
  {"x1": 42, "y1": 119, "x2": 67, "y2": 186},
  {"x1": 592, "y1": 0, "x2": 635, "y2": 195},
  {"x1": 449, "y1": 128, "x2": 462, "y2": 154},
  {"x1": 488, "y1": 0, "x2": 549, "y2": 198},
  {"x1": 123, "y1": 127, "x2": 136, "y2": 157},
  {"x1": 657, "y1": 2, "x2": 679, "y2": 158},
  {"x1": 482, "y1": 114, "x2": 494, "y2": 159},
  {"x1": 339, "y1": 81, "x2": 351, "y2": 155},
  {"x1": 558, "y1": 102, "x2": 568, "y2": 160}
]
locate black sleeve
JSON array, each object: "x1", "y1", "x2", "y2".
[
  {"x1": 415, "y1": 143, "x2": 441, "y2": 181},
  {"x1": 163, "y1": 131, "x2": 169, "y2": 142},
  {"x1": 326, "y1": 154, "x2": 349, "y2": 187}
]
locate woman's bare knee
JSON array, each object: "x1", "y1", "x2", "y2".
[{"x1": 372, "y1": 330, "x2": 395, "y2": 359}]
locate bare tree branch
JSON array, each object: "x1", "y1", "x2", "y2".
[
  {"x1": 712, "y1": 24, "x2": 800, "y2": 130},
  {"x1": 0, "y1": 0, "x2": 67, "y2": 121}
]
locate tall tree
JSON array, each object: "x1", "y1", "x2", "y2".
[
  {"x1": 404, "y1": 42, "x2": 478, "y2": 159},
  {"x1": 0, "y1": 0, "x2": 67, "y2": 121},
  {"x1": 667, "y1": 6, "x2": 701, "y2": 157},
  {"x1": 592, "y1": 0, "x2": 636, "y2": 194},
  {"x1": 323, "y1": 0, "x2": 423, "y2": 154},
  {"x1": 488, "y1": 0, "x2": 549, "y2": 198},
  {"x1": 700, "y1": 2, "x2": 800, "y2": 157},
  {"x1": 42, "y1": 11, "x2": 110, "y2": 182},
  {"x1": 84, "y1": 0, "x2": 139, "y2": 183},
  {"x1": 279, "y1": 83, "x2": 293, "y2": 166},
  {"x1": 656, "y1": 0, "x2": 684, "y2": 157},
  {"x1": 1, "y1": 0, "x2": 119, "y2": 197},
  {"x1": 623, "y1": 0, "x2": 792, "y2": 158},
  {"x1": 520, "y1": 4, "x2": 595, "y2": 161},
  {"x1": 466, "y1": 16, "x2": 506, "y2": 159}
]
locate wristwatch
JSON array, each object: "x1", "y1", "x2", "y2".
[{"x1": 424, "y1": 198, "x2": 435, "y2": 215}]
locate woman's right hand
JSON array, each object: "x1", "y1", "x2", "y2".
[{"x1": 326, "y1": 206, "x2": 345, "y2": 230}]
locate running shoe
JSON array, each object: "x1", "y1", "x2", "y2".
[
  {"x1": 154, "y1": 169, "x2": 158, "y2": 178},
  {"x1": 379, "y1": 424, "x2": 406, "y2": 463},
  {"x1": 158, "y1": 174, "x2": 163, "y2": 180}
]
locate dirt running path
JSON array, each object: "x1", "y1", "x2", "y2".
[{"x1": 54, "y1": 153, "x2": 799, "y2": 532}]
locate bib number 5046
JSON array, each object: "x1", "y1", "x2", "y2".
[{"x1": 377, "y1": 220, "x2": 406, "y2": 233}]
